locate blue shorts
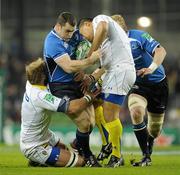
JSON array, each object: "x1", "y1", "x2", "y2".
[
  {"x1": 100, "y1": 93, "x2": 125, "y2": 105},
  {"x1": 46, "y1": 147, "x2": 60, "y2": 166}
]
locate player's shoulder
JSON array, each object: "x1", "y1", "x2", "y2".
[
  {"x1": 26, "y1": 81, "x2": 47, "y2": 98},
  {"x1": 45, "y1": 30, "x2": 63, "y2": 45},
  {"x1": 93, "y1": 14, "x2": 111, "y2": 22},
  {"x1": 128, "y1": 29, "x2": 147, "y2": 41},
  {"x1": 129, "y1": 29, "x2": 145, "y2": 36}
]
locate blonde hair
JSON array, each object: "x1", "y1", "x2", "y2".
[
  {"x1": 111, "y1": 14, "x2": 128, "y2": 32},
  {"x1": 25, "y1": 58, "x2": 47, "y2": 85}
]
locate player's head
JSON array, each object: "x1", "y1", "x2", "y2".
[
  {"x1": 26, "y1": 58, "x2": 48, "y2": 86},
  {"x1": 56, "y1": 12, "x2": 77, "y2": 41},
  {"x1": 78, "y1": 18, "x2": 94, "y2": 42},
  {"x1": 111, "y1": 14, "x2": 128, "y2": 32}
]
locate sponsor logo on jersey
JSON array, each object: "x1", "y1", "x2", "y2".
[
  {"x1": 141, "y1": 33, "x2": 153, "y2": 42},
  {"x1": 44, "y1": 94, "x2": 55, "y2": 104}
]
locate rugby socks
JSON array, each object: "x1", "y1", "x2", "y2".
[
  {"x1": 105, "y1": 118, "x2": 123, "y2": 158},
  {"x1": 133, "y1": 122, "x2": 150, "y2": 156},
  {"x1": 76, "y1": 130, "x2": 92, "y2": 158},
  {"x1": 95, "y1": 106, "x2": 109, "y2": 145},
  {"x1": 148, "y1": 135, "x2": 155, "y2": 155}
]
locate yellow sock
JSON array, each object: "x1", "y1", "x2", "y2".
[
  {"x1": 106, "y1": 118, "x2": 123, "y2": 158},
  {"x1": 95, "y1": 106, "x2": 109, "y2": 146}
]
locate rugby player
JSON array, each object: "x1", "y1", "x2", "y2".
[
  {"x1": 20, "y1": 58, "x2": 100, "y2": 167},
  {"x1": 43, "y1": 12, "x2": 102, "y2": 167},
  {"x1": 78, "y1": 15, "x2": 136, "y2": 167},
  {"x1": 110, "y1": 15, "x2": 169, "y2": 166}
]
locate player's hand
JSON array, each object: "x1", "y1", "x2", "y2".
[
  {"x1": 89, "y1": 49, "x2": 102, "y2": 64},
  {"x1": 74, "y1": 71, "x2": 86, "y2": 82},
  {"x1": 80, "y1": 75, "x2": 94, "y2": 93},
  {"x1": 137, "y1": 68, "x2": 153, "y2": 77}
]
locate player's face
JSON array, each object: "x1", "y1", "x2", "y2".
[
  {"x1": 59, "y1": 23, "x2": 75, "y2": 41},
  {"x1": 79, "y1": 22, "x2": 94, "y2": 42}
]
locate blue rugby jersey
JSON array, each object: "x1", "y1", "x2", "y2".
[
  {"x1": 128, "y1": 29, "x2": 166, "y2": 83},
  {"x1": 44, "y1": 29, "x2": 83, "y2": 83}
]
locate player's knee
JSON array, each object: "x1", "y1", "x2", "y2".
[
  {"x1": 77, "y1": 118, "x2": 92, "y2": 132},
  {"x1": 128, "y1": 94, "x2": 147, "y2": 124},
  {"x1": 130, "y1": 107, "x2": 145, "y2": 124}
]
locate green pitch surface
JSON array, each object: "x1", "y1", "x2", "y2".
[{"x1": 0, "y1": 145, "x2": 180, "y2": 175}]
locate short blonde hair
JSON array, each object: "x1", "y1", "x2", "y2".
[
  {"x1": 111, "y1": 14, "x2": 128, "y2": 32},
  {"x1": 25, "y1": 58, "x2": 47, "y2": 85}
]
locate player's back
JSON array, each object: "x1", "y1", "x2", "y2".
[{"x1": 20, "y1": 81, "x2": 52, "y2": 151}]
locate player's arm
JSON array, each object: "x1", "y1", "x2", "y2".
[
  {"x1": 35, "y1": 90, "x2": 99, "y2": 115},
  {"x1": 137, "y1": 46, "x2": 166, "y2": 77},
  {"x1": 55, "y1": 50, "x2": 101, "y2": 73},
  {"x1": 151, "y1": 46, "x2": 166, "y2": 69},
  {"x1": 137, "y1": 31, "x2": 167, "y2": 77},
  {"x1": 88, "y1": 21, "x2": 108, "y2": 56},
  {"x1": 91, "y1": 67, "x2": 105, "y2": 81}
]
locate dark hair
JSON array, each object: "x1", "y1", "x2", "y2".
[
  {"x1": 57, "y1": 12, "x2": 77, "y2": 26},
  {"x1": 78, "y1": 18, "x2": 93, "y2": 29}
]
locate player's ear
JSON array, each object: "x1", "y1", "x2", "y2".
[{"x1": 56, "y1": 23, "x2": 62, "y2": 30}]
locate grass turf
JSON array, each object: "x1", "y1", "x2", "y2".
[{"x1": 0, "y1": 145, "x2": 180, "y2": 175}]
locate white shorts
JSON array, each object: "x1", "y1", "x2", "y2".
[
  {"x1": 25, "y1": 144, "x2": 53, "y2": 165},
  {"x1": 22, "y1": 131, "x2": 60, "y2": 165},
  {"x1": 102, "y1": 66, "x2": 136, "y2": 95}
]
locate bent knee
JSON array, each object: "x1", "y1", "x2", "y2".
[
  {"x1": 130, "y1": 107, "x2": 145, "y2": 120},
  {"x1": 128, "y1": 94, "x2": 147, "y2": 124}
]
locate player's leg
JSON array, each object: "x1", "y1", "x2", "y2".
[
  {"x1": 70, "y1": 105, "x2": 101, "y2": 167},
  {"x1": 95, "y1": 105, "x2": 113, "y2": 161},
  {"x1": 27, "y1": 145, "x2": 84, "y2": 167},
  {"x1": 146, "y1": 77, "x2": 168, "y2": 156},
  {"x1": 102, "y1": 96, "x2": 124, "y2": 167},
  {"x1": 54, "y1": 148, "x2": 84, "y2": 167},
  {"x1": 147, "y1": 112, "x2": 164, "y2": 155},
  {"x1": 128, "y1": 93, "x2": 152, "y2": 166}
]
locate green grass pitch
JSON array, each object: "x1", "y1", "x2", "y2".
[{"x1": 0, "y1": 144, "x2": 180, "y2": 175}]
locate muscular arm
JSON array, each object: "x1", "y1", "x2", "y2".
[
  {"x1": 88, "y1": 21, "x2": 108, "y2": 56},
  {"x1": 137, "y1": 46, "x2": 166, "y2": 77},
  {"x1": 152, "y1": 46, "x2": 166, "y2": 66},
  {"x1": 55, "y1": 51, "x2": 100, "y2": 73}
]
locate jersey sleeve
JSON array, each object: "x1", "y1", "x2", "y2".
[
  {"x1": 45, "y1": 39, "x2": 68, "y2": 61},
  {"x1": 92, "y1": 15, "x2": 110, "y2": 34},
  {"x1": 34, "y1": 90, "x2": 70, "y2": 113},
  {"x1": 140, "y1": 31, "x2": 160, "y2": 55}
]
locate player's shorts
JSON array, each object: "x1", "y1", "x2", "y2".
[
  {"x1": 129, "y1": 77, "x2": 169, "y2": 114},
  {"x1": 100, "y1": 93, "x2": 125, "y2": 105},
  {"x1": 102, "y1": 65, "x2": 136, "y2": 97},
  {"x1": 25, "y1": 144, "x2": 60, "y2": 166},
  {"x1": 49, "y1": 81, "x2": 83, "y2": 100}
]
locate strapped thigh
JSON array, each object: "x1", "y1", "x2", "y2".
[{"x1": 65, "y1": 151, "x2": 79, "y2": 167}]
